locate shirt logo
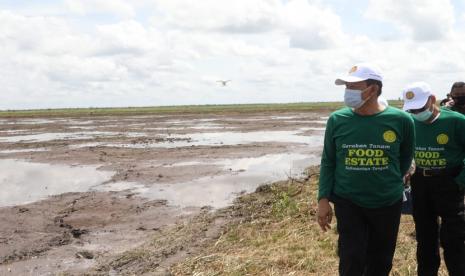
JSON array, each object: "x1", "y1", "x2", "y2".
[
  {"x1": 383, "y1": 130, "x2": 396, "y2": 143},
  {"x1": 437, "y1": 134, "x2": 449, "y2": 145},
  {"x1": 349, "y1": 66, "x2": 357, "y2": 74},
  {"x1": 406, "y1": 91, "x2": 415, "y2": 100}
]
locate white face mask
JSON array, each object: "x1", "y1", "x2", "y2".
[
  {"x1": 344, "y1": 88, "x2": 369, "y2": 109},
  {"x1": 411, "y1": 103, "x2": 433, "y2": 122}
]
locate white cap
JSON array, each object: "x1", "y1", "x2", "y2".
[
  {"x1": 335, "y1": 63, "x2": 383, "y2": 85},
  {"x1": 402, "y1": 82, "x2": 432, "y2": 111}
]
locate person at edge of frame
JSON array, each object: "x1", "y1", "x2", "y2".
[
  {"x1": 442, "y1": 81, "x2": 465, "y2": 115},
  {"x1": 402, "y1": 81, "x2": 465, "y2": 276},
  {"x1": 317, "y1": 63, "x2": 415, "y2": 276}
]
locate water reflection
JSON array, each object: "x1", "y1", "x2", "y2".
[
  {"x1": 139, "y1": 153, "x2": 320, "y2": 208},
  {"x1": 0, "y1": 160, "x2": 113, "y2": 207},
  {"x1": 104, "y1": 131, "x2": 323, "y2": 149}
]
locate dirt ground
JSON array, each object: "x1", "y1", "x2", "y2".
[{"x1": 0, "y1": 111, "x2": 328, "y2": 275}]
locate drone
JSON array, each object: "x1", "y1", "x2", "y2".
[{"x1": 216, "y1": 80, "x2": 231, "y2": 86}]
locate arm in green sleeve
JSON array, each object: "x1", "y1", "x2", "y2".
[
  {"x1": 318, "y1": 116, "x2": 336, "y2": 201},
  {"x1": 399, "y1": 115, "x2": 415, "y2": 176},
  {"x1": 454, "y1": 115, "x2": 465, "y2": 188}
]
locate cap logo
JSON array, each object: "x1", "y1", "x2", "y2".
[
  {"x1": 383, "y1": 130, "x2": 396, "y2": 143},
  {"x1": 349, "y1": 66, "x2": 357, "y2": 74},
  {"x1": 437, "y1": 134, "x2": 449, "y2": 145},
  {"x1": 406, "y1": 91, "x2": 415, "y2": 100}
]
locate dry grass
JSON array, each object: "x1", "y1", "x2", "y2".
[
  {"x1": 171, "y1": 167, "x2": 449, "y2": 276},
  {"x1": 91, "y1": 165, "x2": 448, "y2": 275}
]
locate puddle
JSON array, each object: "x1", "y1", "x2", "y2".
[
  {"x1": 0, "y1": 132, "x2": 115, "y2": 143},
  {"x1": 0, "y1": 148, "x2": 49, "y2": 154},
  {"x1": 187, "y1": 126, "x2": 235, "y2": 130},
  {"x1": 0, "y1": 131, "x2": 145, "y2": 143},
  {"x1": 0, "y1": 160, "x2": 113, "y2": 207},
  {"x1": 103, "y1": 131, "x2": 323, "y2": 149},
  {"x1": 68, "y1": 142, "x2": 105, "y2": 149},
  {"x1": 0, "y1": 119, "x2": 57, "y2": 125},
  {"x1": 99, "y1": 124, "x2": 121, "y2": 128},
  {"x1": 64, "y1": 120, "x2": 96, "y2": 125},
  {"x1": 0, "y1": 130, "x2": 31, "y2": 133},
  {"x1": 167, "y1": 161, "x2": 209, "y2": 167},
  {"x1": 160, "y1": 118, "x2": 218, "y2": 125},
  {"x1": 94, "y1": 181, "x2": 146, "y2": 192},
  {"x1": 144, "y1": 127, "x2": 186, "y2": 131},
  {"x1": 146, "y1": 125, "x2": 236, "y2": 131},
  {"x1": 161, "y1": 119, "x2": 216, "y2": 125},
  {"x1": 124, "y1": 132, "x2": 147, "y2": 137},
  {"x1": 298, "y1": 127, "x2": 326, "y2": 131},
  {"x1": 139, "y1": 153, "x2": 321, "y2": 208}
]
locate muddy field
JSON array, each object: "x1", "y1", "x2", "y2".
[{"x1": 0, "y1": 111, "x2": 328, "y2": 275}]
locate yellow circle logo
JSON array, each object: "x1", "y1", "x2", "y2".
[
  {"x1": 406, "y1": 91, "x2": 415, "y2": 100},
  {"x1": 437, "y1": 134, "x2": 449, "y2": 145},
  {"x1": 349, "y1": 66, "x2": 357, "y2": 74},
  {"x1": 383, "y1": 130, "x2": 396, "y2": 143}
]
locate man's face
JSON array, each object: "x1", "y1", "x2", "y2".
[
  {"x1": 346, "y1": 81, "x2": 373, "y2": 100},
  {"x1": 451, "y1": 89, "x2": 465, "y2": 98},
  {"x1": 451, "y1": 85, "x2": 465, "y2": 106}
]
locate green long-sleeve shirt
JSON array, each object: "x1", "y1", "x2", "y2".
[
  {"x1": 413, "y1": 108, "x2": 465, "y2": 188},
  {"x1": 318, "y1": 106, "x2": 415, "y2": 208}
]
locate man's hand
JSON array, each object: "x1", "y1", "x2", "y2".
[
  {"x1": 403, "y1": 160, "x2": 416, "y2": 184},
  {"x1": 317, "y1": 198, "x2": 333, "y2": 232},
  {"x1": 445, "y1": 99, "x2": 455, "y2": 107}
]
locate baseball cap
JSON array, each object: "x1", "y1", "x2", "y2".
[
  {"x1": 402, "y1": 82, "x2": 432, "y2": 111},
  {"x1": 335, "y1": 63, "x2": 383, "y2": 85}
]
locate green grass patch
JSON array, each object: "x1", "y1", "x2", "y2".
[
  {"x1": 0, "y1": 100, "x2": 404, "y2": 118},
  {"x1": 0, "y1": 102, "x2": 344, "y2": 118}
]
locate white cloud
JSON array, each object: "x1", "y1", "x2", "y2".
[
  {"x1": 65, "y1": 0, "x2": 136, "y2": 18},
  {"x1": 365, "y1": 0, "x2": 455, "y2": 41},
  {"x1": 0, "y1": 10, "x2": 93, "y2": 56},
  {"x1": 1, "y1": 1, "x2": 465, "y2": 109},
  {"x1": 149, "y1": 0, "x2": 280, "y2": 33},
  {"x1": 94, "y1": 20, "x2": 159, "y2": 56},
  {"x1": 148, "y1": 0, "x2": 345, "y2": 49},
  {"x1": 281, "y1": 0, "x2": 345, "y2": 50}
]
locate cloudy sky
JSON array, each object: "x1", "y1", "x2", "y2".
[{"x1": 1, "y1": 0, "x2": 465, "y2": 110}]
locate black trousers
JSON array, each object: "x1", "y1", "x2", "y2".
[
  {"x1": 333, "y1": 194, "x2": 402, "y2": 276},
  {"x1": 411, "y1": 174, "x2": 465, "y2": 276}
]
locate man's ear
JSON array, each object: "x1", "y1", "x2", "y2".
[
  {"x1": 430, "y1": 95, "x2": 437, "y2": 105},
  {"x1": 369, "y1": 84, "x2": 379, "y2": 95}
]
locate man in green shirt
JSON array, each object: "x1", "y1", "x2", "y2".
[
  {"x1": 317, "y1": 63, "x2": 415, "y2": 276},
  {"x1": 444, "y1": 81, "x2": 465, "y2": 115},
  {"x1": 402, "y1": 82, "x2": 465, "y2": 276}
]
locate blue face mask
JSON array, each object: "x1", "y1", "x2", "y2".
[
  {"x1": 412, "y1": 108, "x2": 433, "y2": 122},
  {"x1": 344, "y1": 88, "x2": 367, "y2": 109}
]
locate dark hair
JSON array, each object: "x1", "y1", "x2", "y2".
[
  {"x1": 366, "y1": 79, "x2": 383, "y2": 96},
  {"x1": 451, "y1": 81, "x2": 465, "y2": 92}
]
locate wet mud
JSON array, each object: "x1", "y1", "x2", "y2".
[{"x1": 0, "y1": 111, "x2": 327, "y2": 274}]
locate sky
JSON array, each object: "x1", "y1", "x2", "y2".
[{"x1": 1, "y1": 0, "x2": 465, "y2": 109}]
